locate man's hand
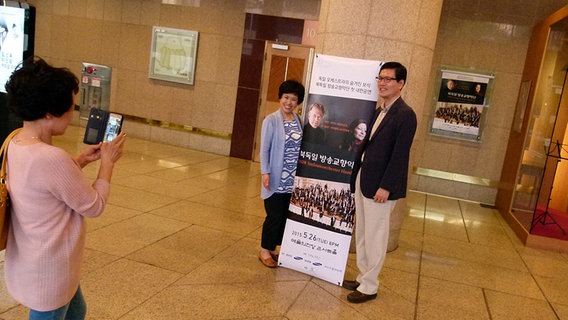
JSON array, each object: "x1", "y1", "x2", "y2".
[{"x1": 373, "y1": 188, "x2": 390, "y2": 203}]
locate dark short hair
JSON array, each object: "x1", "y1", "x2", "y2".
[
  {"x1": 380, "y1": 61, "x2": 407, "y2": 84},
  {"x1": 5, "y1": 56, "x2": 79, "y2": 121},
  {"x1": 278, "y1": 80, "x2": 305, "y2": 105}
]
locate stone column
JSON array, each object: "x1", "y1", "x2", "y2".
[{"x1": 317, "y1": 0, "x2": 443, "y2": 251}]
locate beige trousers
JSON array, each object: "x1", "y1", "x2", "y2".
[{"x1": 354, "y1": 172, "x2": 396, "y2": 295}]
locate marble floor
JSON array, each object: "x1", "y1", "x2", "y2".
[{"x1": 1, "y1": 125, "x2": 568, "y2": 319}]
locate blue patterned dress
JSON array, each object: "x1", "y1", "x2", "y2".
[{"x1": 276, "y1": 119, "x2": 302, "y2": 193}]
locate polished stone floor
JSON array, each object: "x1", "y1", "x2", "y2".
[{"x1": 1, "y1": 125, "x2": 568, "y2": 319}]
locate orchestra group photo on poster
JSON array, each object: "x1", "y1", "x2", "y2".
[{"x1": 288, "y1": 177, "x2": 354, "y2": 235}]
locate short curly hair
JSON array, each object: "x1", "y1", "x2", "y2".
[
  {"x1": 278, "y1": 80, "x2": 305, "y2": 105},
  {"x1": 5, "y1": 56, "x2": 79, "y2": 121}
]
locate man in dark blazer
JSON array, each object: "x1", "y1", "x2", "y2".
[{"x1": 342, "y1": 62, "x2": 417, "y2": 303}]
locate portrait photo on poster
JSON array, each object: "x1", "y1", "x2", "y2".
[{"x1": 302, "y1": 94, "x2": 376, "y2": 150}]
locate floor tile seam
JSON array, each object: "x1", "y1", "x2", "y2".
[
  {"x1": 422, "y1": 232, "x2": 523, "y2": 253},
  {"x1": 414, "y1": 190, "x2": 426, "y2": 320},
  {"x1": 137, "y1": 198, "x2": 188, "y2": 214},
  {"x1": 84, "y1": 209, "x2": 192, "y2": 243},
  {"x1": 421, "y1": 234, "x2": 515, "y2": 254},
  {"x1": 480, "y1": 288, "x2": 492, "y2": 319},
  {"x1": 203, "y1": 187, "x2": 262, "y2": 200},
  {"x1": 166, "y1": 279, "x2": 312, "y2": 291},
  {"x1": 419, "y1": 250, "x2": 532, "y2": 273},
  {"x1": 521, "y1": 253, "x2": 568, "y2": 265},
  {"x1": 462, "y1": 219, "x2": 505, "y2": 228},
  {"x1": 306, "y1": 279, "x2": 371, "y2": 319},
  {"x1": 519, "y1": 257, "x2": 568, "y2": 279},
  {"x1": 181, "y1": 198, "x2": 267, "y2": 218},
  {"x1": 86, "y1": 212, "x2": 146, "y2": 233},
  {"x1": 382, "y1": 264, "x2": 421, "y2": 277},
  {"x1": 185, "y1": 162, "x2": 250, "y2": 175},
  {"x1": 110, "y1": 264, "x2": 186, "y2": 320},
  {"x1": 420, "y1": 242, "x2": 524, "y2": 262},
  {"x1": 400, "y1": 225, "x2": 427, "y2": 235},
  {"x1": 143, "y1": 211, "x2": 206, "y2": 230},
  {"x1": 81, "y1": 250, "x2": 122, "y2": 275},
  {"x1": 0, "y1": 304, "x2": 25, "y2": 317},
  {"x1": 184, "y1": 222, "x2": 250, "y2": 241},
  {"x1": 522, "y1": 255, "x2": 568, "y2": 308},
  {"x1": 494, "y1": 210, "x2": 524, "y2": 246},
  {"x1": 106, "y1": 186, "x2": 183, "y2": 205},
  {"x1": 413, "y1": 222, "x2": 425, "y2": 320},
  {"x1": 124, "y1": 254, "x2": 199, "y2": 277},
  {"x1": 125, "y1": 149, "x2": 211, "y2": 159},
  {"x1": 379, "y1": 280, "x2": 419, "y2": 305},
  {"x1": 418, "y1": 273, "x2": 492, "y2": 295},
  {"x1": 417, "y1": 269, "x2": 546, "y2": 301},
  {"x1": 183, "y1": 183, "x2": 237, "y2": 196},
  {"x1": 509, "y1": 236, "x2": 568, "y2": 268},
  {"x1": 134, "y1": 163, "x2": 234, "y2": 180},
  {"x1": 85, "y1": 208, "x2": 147, "y2": 234},
  {"x1": 141, "y1": 212, "x2": 256, "y2": 239},
  {"x1": 202, "y1": 229, "x2": 256, "y2": 259},
  {"x1": 183, "y1": 185, "x2": 234, "y2": 198},
  {"x1": 280, "y1": 279, "x2": 313, "y2": 318},
  {"x1": 482, "y1": 286, "x2": 552, "y2": 303},
  {"x1": 458, "y1": 200, "x2": 474, "y2": 244},
  {"x1": 423, "y1": 211, "x2": 463, "y2": 218},
  {"x1": 482, "y1": 286, "x2": 560, "y2": 319},
  {"x1": 186, "y1": 186, "x2": 256, "y2": 199},
  {"x1": 128, "y1": 183, "x2": 218, "y2": 199},
  {"x1": 159, "y1": 155, "x2": 228, "y2": 166},
  {"x1": 109, "y1": 176, "x2": 176, "y2": 192}
]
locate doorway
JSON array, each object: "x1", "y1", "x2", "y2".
[
  {"x1": 252, "y1": 41, "x2": 314, "y2": 162},
  {"x1": 509, "y1": 14, "x2": 568, "y2": 240}
]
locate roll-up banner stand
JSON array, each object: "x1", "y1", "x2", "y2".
[{"x1": 278, "y1": 54, "x2": 383, "y2": 285}]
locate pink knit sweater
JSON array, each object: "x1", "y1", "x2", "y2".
[{"x1": 5, "y1": 141, "x2": 109, "y2": 311}]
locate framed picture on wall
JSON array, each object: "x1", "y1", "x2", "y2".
[
  {"x1": 149, "y1": 26, "x2": 199, "y2": 85},
  {"x1": 430, "y1": 68, "x2": 494, "y2": 142}
]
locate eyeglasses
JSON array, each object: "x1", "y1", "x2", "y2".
[{"x1": 375, "y1": 76, "x2": 397, "y2": 83}]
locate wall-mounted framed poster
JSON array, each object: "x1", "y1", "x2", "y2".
[
  {"x1": 149, "y1": 26, "x2": 199, "y2": 85},
  {"x1": 430, "y1": 68, "x2": 494, "y2": 142}
]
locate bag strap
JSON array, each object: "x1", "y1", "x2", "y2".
[{"x1": 1, "y1": 128, "x2": 23, "y2": 182}]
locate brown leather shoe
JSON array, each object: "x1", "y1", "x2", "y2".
[
  {"x1": 258, "y1": 253, "x2": 277, "y2": 268},
  {"x1": 342, "y1": 280, "x2": 360, "y2": 291},
  {"x1": 347, "y1": 290, "x2": 377, "y2": 303}
]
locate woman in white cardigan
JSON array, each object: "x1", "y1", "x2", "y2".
[{"x1": 259, "y1": 80, "x2": 305, "y2": 268}]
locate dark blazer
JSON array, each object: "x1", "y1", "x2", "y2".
[{"x1": 350, "y1": 97, "x2": 417, "y2": 200}]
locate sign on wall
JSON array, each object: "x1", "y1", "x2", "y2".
[
  {"x1": 149, "y1": 26, "x2": 199, "y2": 85},
  {"x1": 431, "y1": 69, "x2": 494, "y2": 141}
]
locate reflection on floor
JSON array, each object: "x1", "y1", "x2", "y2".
[{"x1": 1, "y1": 125, "x2": 568, "y2": 319}]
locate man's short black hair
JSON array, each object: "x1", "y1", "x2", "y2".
[{"x1": 380, "y1": 61, "x2": 407, "y2": 84}]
